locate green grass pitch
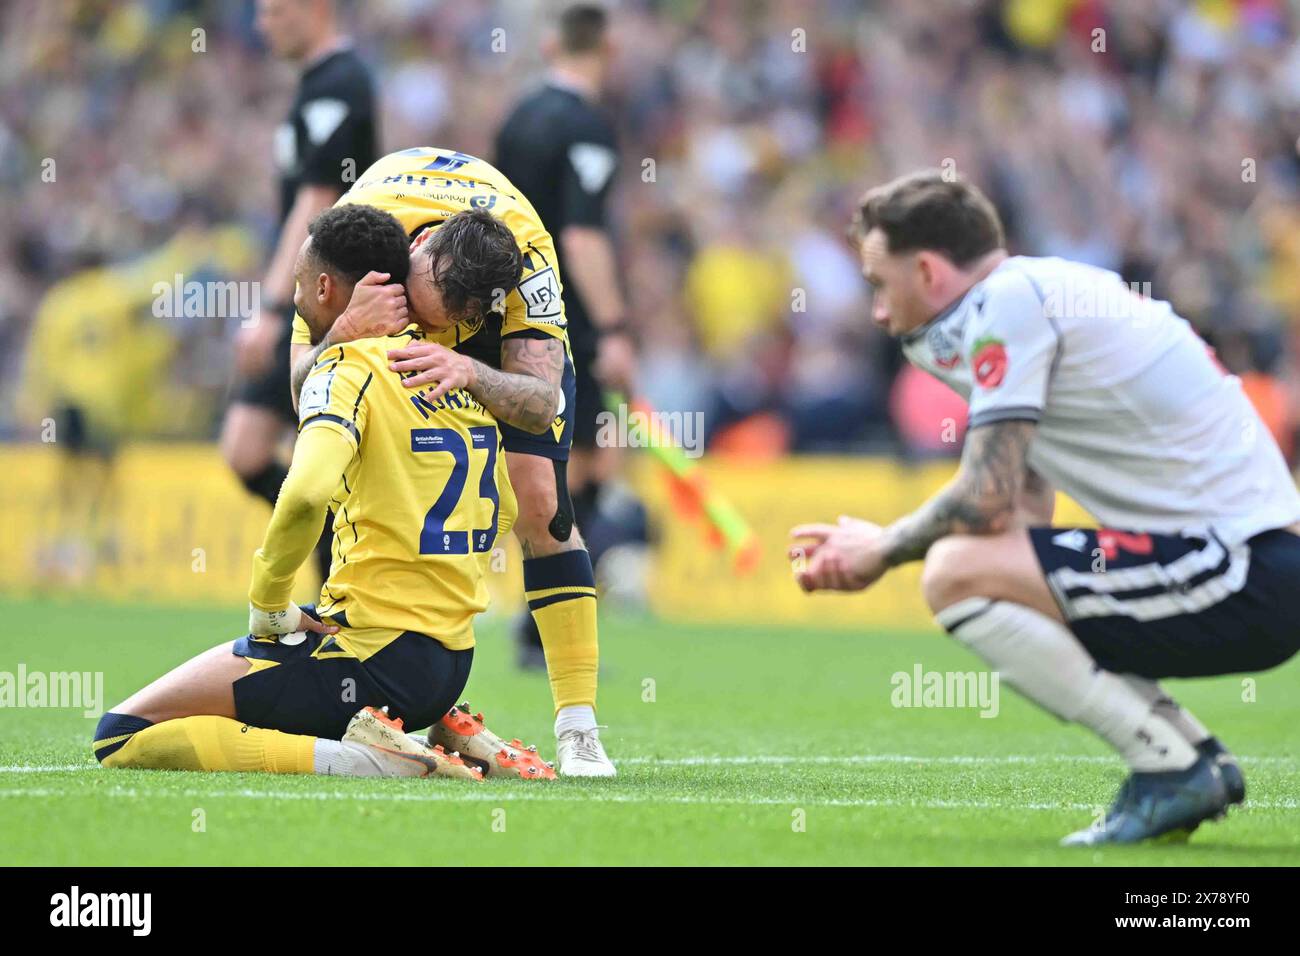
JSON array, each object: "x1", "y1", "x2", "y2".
[{"x1": 1, "y1": 596, "x2": 1297, "y2": 866}]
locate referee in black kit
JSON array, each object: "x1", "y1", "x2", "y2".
[
  {"x1": 495, "y1": 3, "x2": 636, "y2": 669},
  {"x1": 222, "y1": 0, "x2": 377, "y2": 582}
]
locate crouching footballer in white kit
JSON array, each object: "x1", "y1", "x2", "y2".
[{"x1": 792, "y1": 170, "x2": 1300, "y2": 845}]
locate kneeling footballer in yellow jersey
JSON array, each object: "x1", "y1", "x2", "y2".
[
  {"x1": 93, "y1": 204, "x2": 552, "y2": 781},
  {"x1": 287, "y1": 148, "x2": 615, "y2": 776}
]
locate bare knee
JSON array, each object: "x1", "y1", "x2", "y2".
[
  {"x1": 921, "y1": 536, "x2": 990, "y2": 614},
  {"x1": 507, "y1": 453, "x2": 584, "y2": 556},
  {"x1": 921, "y1": 531, "x2": 1062, "y2": 623}
]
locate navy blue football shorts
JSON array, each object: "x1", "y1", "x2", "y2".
[
  {"x1": 230, "y1": 607, "x2": 472, "y2": 739},
  {"x1": 1030, "y1": 526, "x2": 1300, "y2": 679}
]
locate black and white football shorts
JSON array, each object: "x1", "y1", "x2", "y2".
[{"x1": 1029, "y1": 525, "x2": 1300, "y2": 679}]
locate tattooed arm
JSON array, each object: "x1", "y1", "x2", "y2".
[
  {"x1": 1017, "y1": 467, "x2": 1056, "y2": 526},
  {"x1": 881, "y1": 420, "x2": 1036, "y2": 566},
  {"x1": 488, "y1": 334, "x2": 565, "y2": 433},
  {"x1": 386, "y1": 334, "x2": 564, "y2": 434},
  {"x1": 790, "y1": 420, "x2": 1037, "y2": 593}
]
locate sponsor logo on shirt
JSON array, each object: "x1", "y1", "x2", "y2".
[{"x1": 517, "y1": 267, "x2": 564, "y2": 324}]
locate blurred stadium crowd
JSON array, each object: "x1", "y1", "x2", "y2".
[{"x1": 3, "y1": 0, "x2": 1300, "y2": 458}]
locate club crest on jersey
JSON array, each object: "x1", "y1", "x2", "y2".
[
  {"x1": 971, "y1": 336, "x2": 1008, "y2": 388},
  {"x1": 927, "y1": 325, "x2": 961, "y2": 369}
]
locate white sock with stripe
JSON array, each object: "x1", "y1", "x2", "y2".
[
  {"x1": 1120, "y1": 675, "x2": 1212, "y2": 746},
  {"x1": 936, "y1": 598, "x2": 1197, "y2": 772}
]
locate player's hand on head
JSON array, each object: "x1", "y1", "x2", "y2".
[
  {"x1": 248, "y1": 602, "x2": 339, "y2": 638},
  {"x1": 334, "y1": 272, "x2": 408, "y2": 343},
  {"x1": 387, "y1": 342, "x2": 476, "y2": 399}
]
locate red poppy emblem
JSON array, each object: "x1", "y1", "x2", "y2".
[{"x1": 972, "y1": 338, "x2": 1008, "y2": 389}]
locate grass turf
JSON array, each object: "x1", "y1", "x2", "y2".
[{"x1": 0, "y1": 596, "x2": 1297, "y2": 866}]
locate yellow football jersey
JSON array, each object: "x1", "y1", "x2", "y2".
[
  {"x1": 297, "y1": 327, "x2": 517, "y2": 649},
  {"x1": 293, "y1": 146, "x2": 568, "y2": 352}
]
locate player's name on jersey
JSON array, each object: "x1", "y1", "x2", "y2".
[
  {"x1": 370, "y1": 172, "x2": 505, "y2": 196},
  {"x1": 409, "y1": 386, "x2": 487, "y2": 421}
]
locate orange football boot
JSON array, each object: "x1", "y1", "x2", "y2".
[{"x1": 432, "y1": 701, "x2": 556, "y2": 780}]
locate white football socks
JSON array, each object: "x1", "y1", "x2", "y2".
[
  {"x1": 936, "y1": 598, "x2": 1197, "y2": 772},
  {"x1": 1121, "y1": 675, "x2": 1212, "y2": 746},
  {"x1": 313, "y1": 739, "x2": 427, "y2": 777},
  {"x1": 555, "y1": 704, "x2": 597, "y2": 737}
]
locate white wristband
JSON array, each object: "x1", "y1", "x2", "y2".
[{"x1": 248, "y1": 602, "x2": 303, "y2": 637}]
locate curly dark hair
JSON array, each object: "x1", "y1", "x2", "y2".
[
  {"x1": 422, "y1": 208, "x2": 524, "y2": 323},
  {"x1": 306, "y1": 203, "x2": 411, "y2": 286}
]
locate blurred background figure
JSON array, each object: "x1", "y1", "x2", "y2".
[
  {"x1": 220, "y1": 0, "x2": 376, "y2": 583},
  {"x1": 494, "y1": 3, "x2": 647, "y2": 667}
]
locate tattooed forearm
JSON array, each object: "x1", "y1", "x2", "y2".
[
  {"x1": 469, "y1": 336, "x2": 565, "y2": 434},
  {"x1": 1018, "y1": 467, "x2": 1055, "y2": 525},
  {"x1": 881, "y1": 420, "x2": 1036, "y2": 566}
]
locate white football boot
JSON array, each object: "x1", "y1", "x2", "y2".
[
  {"x1": 342, "y1": 706, "x2": 483, "y2": 781},
  {"x1": 556, "y1": 726, "x2": 617, "y2": 777}
]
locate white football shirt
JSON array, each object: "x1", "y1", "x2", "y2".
[{"x1": 901, "y1": 256, "x2": 1300, "y2": 544}]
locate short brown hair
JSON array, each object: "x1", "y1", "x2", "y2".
[
  {"x1": 851, "y1": 171, "x2": 1005, "y2": 268},
  {"x1": 559, "y1": 3, "x2": 608, "y2": 55},
  {"x1": 422, "y1": 209, "x2": 523, "y2": 322}
]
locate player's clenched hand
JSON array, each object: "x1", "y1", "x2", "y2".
[
  {"x1": 789, "y1": 516, "x2": 890, "y2": 593},
  {"x1": 248, "y1": 602, "x2": 339, "y2": 638},
  {"x1": 331, "y1": 272, "x2": 408, "y2": 344},
  {"x1": 387, "y1": 342, "x2": 478, "y2": 400}
]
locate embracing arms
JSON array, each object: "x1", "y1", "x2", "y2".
[{"x1": 386, "y1": 334, "x2": 564, "y2": 435}]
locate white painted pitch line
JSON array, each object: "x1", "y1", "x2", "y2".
[
  {"x1": 0, "y1": 764, "x2": 98, "y2": 773},
  {"x1": 0, "y1": 785, "x2": 1295, "y2": 812},
  {"x1": 0, "y1": 753, "x2": 1296, "y2": 774},
  {"x1": 619, "y1": 754, "x2": 1299, "y2": 767}
]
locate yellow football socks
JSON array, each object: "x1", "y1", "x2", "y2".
[
  {"x1": 523, "y1": 550, "x2": 599, "y2": 712},
  {"x1": 95, "y1": 714, "x2": 315, "y2": 774}
]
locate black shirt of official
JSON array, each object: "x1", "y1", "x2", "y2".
[
  {"x1": 494, "y1": 82, "x2": 618, "y2": 356},
  {"x1": 276, "y1": 47, "x2": 378, "y2": 227}
]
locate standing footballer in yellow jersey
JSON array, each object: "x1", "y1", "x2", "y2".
[
  {"x1": 289, "y1": 147, "x2": 568, "y2": 354},
  {"x1": 288, "y1": 147, "x2": 617, "y2": 776},
  {"x1": 92, "y1": 205, "x2": 553, "y2": 782}
]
